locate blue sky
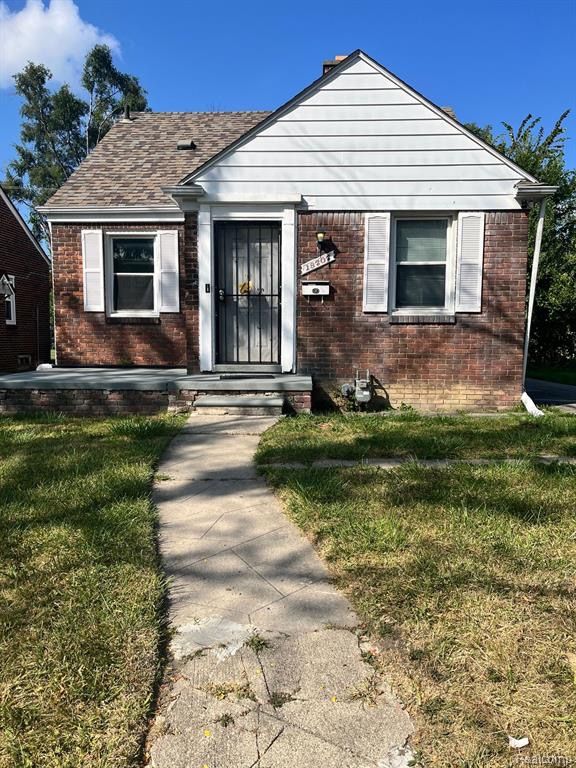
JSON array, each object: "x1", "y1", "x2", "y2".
[{"x1": 1, "y1": 0, "x2": 575, "y2": 184}]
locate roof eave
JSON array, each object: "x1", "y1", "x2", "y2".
[
  {"x1": 515, "y1": 182, "x2": 558, "y2": 201},
  {"x1": 37, "y1": 204, "x2": 185, "y2": 223},
  {"x1": 162, "y1": 184, "x2": 205, "y2": 199},
  {"x1": 0, "y1": 185, "x2": 50, "y2": 264}
]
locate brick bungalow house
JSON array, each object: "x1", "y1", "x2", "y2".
[
  {"x1": 0, "y1": 184, "x2": 51, "y2": 372},
  {"x1": 37, "y1": 50, "x2": 554, "y2": 411}
]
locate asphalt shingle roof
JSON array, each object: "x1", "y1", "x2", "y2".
[{"x1": 45, "y1": 111, "x2": 271, "y2": 208}]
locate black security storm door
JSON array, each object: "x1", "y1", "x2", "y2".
[{"x1": 215, "y1": 222, "x2": 281, "y2": 365}]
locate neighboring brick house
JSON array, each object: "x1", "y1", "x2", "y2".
[
  {"x1": 39, "y1": 50, "x2": 554, "y2": 410},
  {"x1": 1, "y1": 184, "x2": 51, "y2": 372}
]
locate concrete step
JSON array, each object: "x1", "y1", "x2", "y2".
[{"x1": 193, "y1": 395, "x2": 285, "y2": 416}]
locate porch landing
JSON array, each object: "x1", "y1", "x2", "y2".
[{"x1": 0, "y1": 368, "x2": 313, "y2": 415}]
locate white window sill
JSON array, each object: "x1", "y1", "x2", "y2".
[
  {"x1": 390, "y1": 313, "x2": 456, "y2": 325},
  {"x1": 107, "y1": 312, "x2": 159, "y2": 319},
  {"x1": 106, "y1": 314, "x2": 160, "y2": 325},
  {"x1": 392, "y1": 307, "x2": 452, "y2": 315}
]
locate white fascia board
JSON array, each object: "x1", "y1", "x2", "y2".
[
  {"x1": 198, "y1": 193, "x2": 303, "y2": 204},
  {"x1": 515, "y1": 182, "x2": 558, "y2": 201},
  {"x1": 0, "y1": 186, "x2": 50, "y2": 264},
  {"x1": 162, "y1": 184, "x2": 204, "y2": 212},
  {"x1": 39, "y1": 206, "x2": 185, "y2": 223},
  {"x1": 162, "y1": 185, "x2": 205, "y2": 197},
  {"x1": 166, "y1": 186, "x2": 304, "y2": 207}
]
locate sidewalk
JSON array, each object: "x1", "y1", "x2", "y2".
[{"x1": 146, "y1": 414, "x2": 414, "y2": 768}]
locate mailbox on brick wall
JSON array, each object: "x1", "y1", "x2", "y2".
[{"x1": 302, "y1": 280, "x2": 330, "y2": 297}]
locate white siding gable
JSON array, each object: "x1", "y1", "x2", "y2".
[{"x1": 192, "y1": 55, "x2": 533, "y2": 211}]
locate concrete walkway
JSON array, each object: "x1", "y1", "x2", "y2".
[{"x1": 146, "y1": 414, "x2": 414, "y2": 768}]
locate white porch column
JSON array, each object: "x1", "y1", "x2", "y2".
[
  {"x1": 198, "y1": 204, "x2": 213, "y2": 371},
  {"x1": 281, "y1": 206, "x2": 296, "y2": 373}
]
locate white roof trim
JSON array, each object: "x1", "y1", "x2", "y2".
[
  {"x1": 182, "y1": 50, "x2": 539, "y2": 186},
  {"x1": 181, "y1": 193, "x2": 301, "y2": 204},
  {"x1": 515, "y1": 182, "x2": 558, "y2": 200},
  {"x1": 38, "y1": 206, "x2": 185, "y2": 223},
  {"x1": 0, "y1": 185, "x2": 50, "y2": 264},
  {"x1": 163, "y1": 186, "x2": 303, "y2": 210}
]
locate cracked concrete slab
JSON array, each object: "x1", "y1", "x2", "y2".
[
  {"x1": 255, "y1": 714, "x2": 376, "y2": 768},
  {"x1": 169, "y1": 550, "x2": 285, "y2": 615},
  {"x1": 169, "y1": 600, "x2": 253, "y2": 629},
  {"x1": 171, "y1": 617, "x2": 256, "y2": 661},
  {"x1": 255, "y1": 629, "x2": 375, "y2": 701},
  {"x1": 147, "y1": 414, "x2": 414, "y2": 768},
  {"x1": 249, "y1": 582, "x2": 358, "y2": 634},
  {"x1": 275, "y1": 700, "x2": 413, "y2": 761},
  {"x1": 233, "y1": 527, "x2": 330, "y2": 595}
]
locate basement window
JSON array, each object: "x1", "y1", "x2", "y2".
[
  {"x1": 5, "y1": 275, "x2": 16, "y2": 325},
  {"x1": 107, "y1": 236, "x2": 156, "y2": 316}
]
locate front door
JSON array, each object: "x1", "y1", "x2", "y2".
[{"x1": 214, "y1": 222, "x2": 281, "y2": 366}]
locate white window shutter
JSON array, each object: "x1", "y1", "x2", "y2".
[
  {"x1": 158, "y1": 230, "x2": 180, "y2": 312},
  {"x1": 456, "y1": 212, "x2": 485, "y2": 313},
  {"x1": 81, "y1": 230, "x2": 104, "y2": 311},
  {"x1": 363, "y1": 213, "x2": 391, "y2": 312}
]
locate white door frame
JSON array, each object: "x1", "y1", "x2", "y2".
[{"x1": 198, "y1": 203, "x2": 296, "y2": 372}]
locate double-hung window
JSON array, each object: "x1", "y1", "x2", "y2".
[
  {"x1": 393, "y1": 218, "x2": 452, "y2": 311},
  {"x1": 5, "y1": 275, "x2": 16, "y2": 325},
  {"x1": 108, "y1": 236, "x2": 156, "y2": 315}
]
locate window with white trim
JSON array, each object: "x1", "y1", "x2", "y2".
[
  {"x1": 107, "y1": 236, "x2": 156, "y2": 315},
  {"x1": 392, "y1": 217, "x2": 454, "y2": 312},
  {"x1": 5, "y1": 275, "x2": 16, "y2": 325}
]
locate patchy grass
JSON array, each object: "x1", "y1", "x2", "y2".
[
  {"x1": 214, "y1": 712, "x2": 235, "y2": 728},
  {"x1": 528, "y1": 365, "x2": 576, "y2": 387},
  {"x1": 244, "y1": 632, "x2": 271, "y2": 653},
  {"x1": 268, "y1": 691, "x2": 295, "y2": 709},
  {"x1": 256, "y1": 411, "x2": 576, "y2": 464},
  {"x1": 263, "y1": 462, "x2": 576, "y2": 767},
  {"x1": 0, "y1": 413, "x2": 185, "y2": 768},
  {"x1": 203, "y1": 679, "x2": 256, "y2": 702}
]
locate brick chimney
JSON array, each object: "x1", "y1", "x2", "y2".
[{"x1": 323, "y1": 55, "x2": 348, "y2": 74}]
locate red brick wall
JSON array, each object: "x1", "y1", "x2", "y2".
[
  {"x1": 51, "y1": 209, "x2": 529, "y2": 411},
  {"x1": 51, "y1": 215, "x2": 199, "y2": 368},
  {"x1": 296, "y1": 211, "x2": 529, "y2": 410},
  {"x1": 0, "y1": 388, "x2": 169, "y2": 415},
  {"x1": 0, "y1": 193, "x2": 51, "y2": 372}
]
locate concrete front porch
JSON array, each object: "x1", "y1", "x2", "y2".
[{"x1": 0, "y1": 368, "x2": 313, "y2": 415}]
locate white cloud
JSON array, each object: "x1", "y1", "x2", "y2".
[{"x1": 0, "y1": 0, "x2": 119, "y2": 88}]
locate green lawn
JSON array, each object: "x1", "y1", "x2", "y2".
[
  {"x1": 263, "y1": 462, "x2": 576, "y2": 767},
  {"x1": 528, "y1": 365, "x2": 576, "y2": 387},
  {"x1": 0, "y1": 414, "x2": 184, "y2": 768},
  {"x1": 256, "y1": 411, "x2": 576, "y2": 464}
]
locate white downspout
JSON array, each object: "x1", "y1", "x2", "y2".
[{"x1": 521, "y1": 198, "x2": 547, "y2": 416}]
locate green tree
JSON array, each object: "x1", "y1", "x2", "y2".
[
  {"x1": 466, "y1": 113, "x2": 576, "y2": 365},
  {"x1": 3, "y1": 45, "x2": 148, "y2": 241}
]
